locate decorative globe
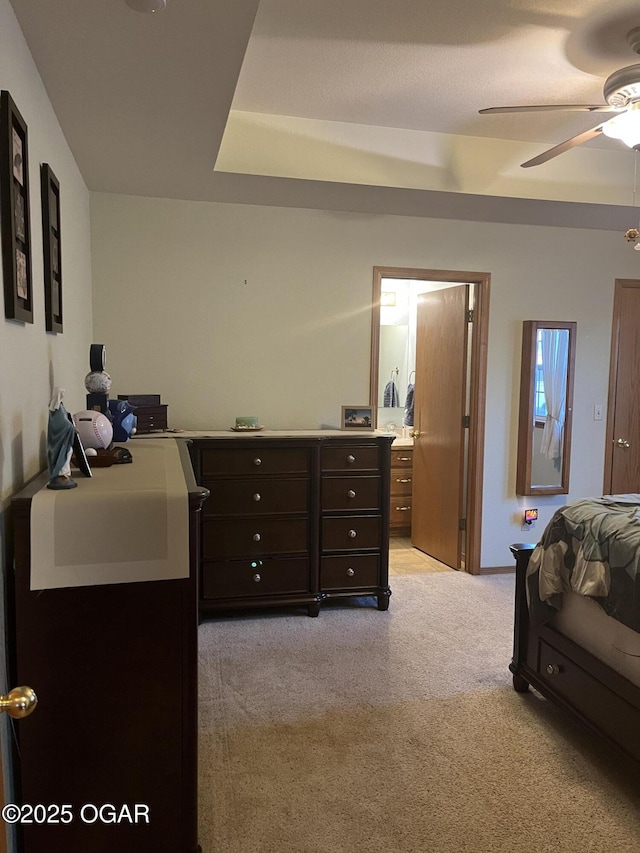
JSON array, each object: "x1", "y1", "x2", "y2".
[
  {"x1": 84, "y1": 370, "x2": 112, "y2": 394},
  {"x1": 73, "y1": 411, "x2": 113, "y2": 450}
]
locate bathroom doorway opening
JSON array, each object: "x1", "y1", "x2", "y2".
[{"x1": 371, "y1": 267, "x2": 489, "y2": 574}]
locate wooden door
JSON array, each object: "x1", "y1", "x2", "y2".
[
  {"x1": 411, "y1": 285, "x2": 469, "y2": 567},
  {"x1": 605, "y1": 280, "x2": 640, "y2": 493}
]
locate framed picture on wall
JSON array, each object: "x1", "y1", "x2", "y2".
[
  {"x1": 0, "y1": 90, "x2": 33, "y2": 323},
  {"x1": 41, "y1": 163, "x2": 63, "y2": 332},
  {"x1": 341, "y1": 405, "x2": 374, "y2": 430}
]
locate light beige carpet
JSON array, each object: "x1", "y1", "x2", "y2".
[{"x1": 197, "y1": 572, "x2": 640, "y2": 853}]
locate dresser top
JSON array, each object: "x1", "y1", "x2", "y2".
[{"x1": 133, "y1": 429, "x2": 390, "y2": 441}]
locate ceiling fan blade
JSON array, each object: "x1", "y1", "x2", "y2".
[
  {"x1": 479, "y1": 104, "x2": 619, "y2": 114},
  {"x1": 520, "y1": 125, "x2": 604, "y2": 168}
]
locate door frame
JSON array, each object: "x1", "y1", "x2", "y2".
[
  {"x1": 370, "y1": 266, "x2": 490, "y2": 576},
  {"x1": 603, "y1": 278, "x2": 640, "y2": 493}
]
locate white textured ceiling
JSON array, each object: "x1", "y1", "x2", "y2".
[{"x1": 8, "y1": 0, "x2": 640, "y2": 224}]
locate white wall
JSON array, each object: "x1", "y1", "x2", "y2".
[
  {"x1": 0, "y1": 0, "x2": 92, "y2": 838},
  {"x1": 0, "y1": 0, "x2": 93, "y2": 503},
  {"x1": 90, "y1": 192, "x2": 640, "y2": 569}
]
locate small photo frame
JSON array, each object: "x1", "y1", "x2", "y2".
[
  {"x1": 341, "y1": 405, "x2": 374, "y2": 430},
  {"x1": 1, "y1": 90, "x2": 33, "y2": 323}
]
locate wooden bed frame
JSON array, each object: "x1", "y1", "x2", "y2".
[{"x1": 510, "y1": 543, "x2": 640, "y2": 765}]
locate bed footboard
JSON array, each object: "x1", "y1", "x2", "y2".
[{"x1": 509, "y1": 543, "x2": 536, "y2": 692}]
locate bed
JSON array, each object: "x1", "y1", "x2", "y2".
[{"x1": 510, "y1": 494, "x2": 640, "y2": 764}]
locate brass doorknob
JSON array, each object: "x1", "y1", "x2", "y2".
[
  {"x1": 410, "y1": 429, "x2": 420, "y2": 439},
  {"x1": 0, "y1": 686, "x2": 37, "y2": 719},
  {"x1": 616, "y1": 438, "x2": 631, "y2": 448}
]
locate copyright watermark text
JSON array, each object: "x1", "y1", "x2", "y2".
[{"x1": 1, "y1": 803, "x2": 150, "y2": 825}]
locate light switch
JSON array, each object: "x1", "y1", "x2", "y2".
[{"x1": 594, "y1": 404, "x2": 603, "y2": 421}]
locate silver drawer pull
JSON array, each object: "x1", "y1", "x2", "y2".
[
  {"x1": 253, "y1": 533, "x2": 261, "y2": 542},
  {"x1": 395, "y1": 506, "x2": 411, "y2": 511},
  {"x1": 346, "y1": 567, "x2": 355, "y2": 577},
  {"x1": 253, "y1": 457, "x2": 262, "y2": 466},
  {"x1": 346, "y1": 454, "x2": 356, "y2": 464},
  {"x1": 253, "y1": 493, "x2": 261, "y2": 502},
  {"x1": 396, "y1": 478, "x2": 411, "y2": 483},
  {"x1": 546, "y1": 663, "x2": 560, "y2": 676},
  {"x1": 396, "y1": 456, "x2": 411, "y2": 461},
  {"x1": 253, "y1": 573, "x2": 261, "y2": 583},
  {"x1": 348, "y1": 529, "x2": 357, "y2": 538},
  {"x1": 347, "y1": 489, "x2": 356, "y2": 499}
]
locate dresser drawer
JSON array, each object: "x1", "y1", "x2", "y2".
[
  {"x1": 203, "y1": 518, "x2": 308, "y2": 559},
  {"x1": 202, "y1": 557, "x2": 309, "y2": 599},
  {"x1": 204, "y1": 478, "x2": 309, "y2": 517},
  {"x1": 321, "y1": 476, "x2": 381, "y2": 511},
  {"x1": 202, "y1": 447, "x2": 308, "y2": 477},
  {"x1": 390, "y1": 448, "x2": 413, "y2": 468},
  {"x1": 321, "y1": 554, "x2": 379, "y2": 590},
  {"x1": 322, "y1": 516, "x2": 381, "y2": 551},
  {"x1": 321, "y1": 445, "x2": 379, "y2": 473}
]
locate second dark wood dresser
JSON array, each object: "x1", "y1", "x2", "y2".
[{"x1": 188, "y1": 431, "x2": 393, "y2": 617}]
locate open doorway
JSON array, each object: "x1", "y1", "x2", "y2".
[{"x1": 371, "y1": 267, "x2": 490, "y2": 575}]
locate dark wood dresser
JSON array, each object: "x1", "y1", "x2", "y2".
[
  {"x1": 187, "y1": 431, "x2": 393, "y2": 617},
  {"x1": 7, "y1": 441, "x2": 208, "y2": 853}
]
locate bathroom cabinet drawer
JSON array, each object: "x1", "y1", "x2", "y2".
[
  {"x1": 390, "y1": 503, "x2": 412, "y2": 527},
  {"x1": 390, "y1": 449, "x2": 413, "y2": 468},
  {"x1": 390, "y1": 471, "x2": 413, "y2": 496}
]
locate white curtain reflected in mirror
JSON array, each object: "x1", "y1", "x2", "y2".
[
  {"x1": 539, "y1": 328, "x2": 569, "y2": 461},
  {"x1": 517, "y1": 321, "x2": 576, "y2": 496}
]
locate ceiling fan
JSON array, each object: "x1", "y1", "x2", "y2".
[{"x1": 479, "y1": 63, "x2": 640, "y2": 168}]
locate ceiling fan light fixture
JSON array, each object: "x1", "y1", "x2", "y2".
[
  {"x1": 602, "y1": 103, "x2": 640, "y2": 147},
  {"x1": 125, "y1": 0, "x2": 167, "y2": 12}
]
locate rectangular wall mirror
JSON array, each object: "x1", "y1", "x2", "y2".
[{"x1": 516, "y1": 320, "x2": 576, "y2": 496}]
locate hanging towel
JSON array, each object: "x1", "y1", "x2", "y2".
[
  {"x1": 383, "y1": 380, "x2": 399, "y2": 407},
  {"x1": 404, "y1": 383, "x2": 415, "y2": 426}
]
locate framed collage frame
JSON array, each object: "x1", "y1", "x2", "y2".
[
  {"x1": 41, "y1": 163, "x2": 63, "y2": 332},
  {"x1": 0, "y1": 90, "x2": 33, "y2": 323}
]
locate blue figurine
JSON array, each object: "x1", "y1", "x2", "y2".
[
  {"x1": 107, "y1": 399, "x2": 137, "y2": 442},
  {"x1": 47, "y1": 388, "x2": 78, "y2": 490}
]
